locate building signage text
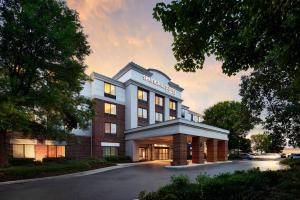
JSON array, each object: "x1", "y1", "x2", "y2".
[{"x1": 143, "y1": 75, "x2": 176, "y2": 95}]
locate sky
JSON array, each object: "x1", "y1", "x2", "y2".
[{"x1": 66, "y1": 0, "x2": 246, "y2": 116}]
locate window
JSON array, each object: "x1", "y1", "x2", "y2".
[
  {"x1": 103, "y1": 147, "x2": 118, "y2": 156},
  {"x1": 104, "y1": 82, "x2": 116, "y2": 96},
  {"x1": 138, "y1": 108, "x2": 148, "y2": 119},
  {"x1": 169, "y1": 100, "x2": 176, "y2": 110},
  {"x1": 169, "y1": 115, "x2": 176, "y2": 120},
  {"x1": 105, "y1": 123, "x2": 117, "y2": 134},
  {"x1": 104, "y1": 103, "x2": 116, "y2": 115},
  {"x1": 138, "y1": 89, "x2": 148, "y2": 101},
  {"x1": 47, "y1": 146, "x2": 65, "y2": 158},
  {"x1": 155, "y1": 95, "x2": 164, "y2": 106},
  {"x1": 193, "y1": 115, "x2": 201, "y2": 123},
  {"x1": 13, "y1": 144, "x2": 35, "y2": 158},
  {"x1": 155, "y1": 112, "x2": 163, "y2": 122}
]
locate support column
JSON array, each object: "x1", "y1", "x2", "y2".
[
  {"x1": 171, "y1": 134, "x2": 187, "y2": 166},
  {"x1": 192, "y1": 136, "x2": 205, "y2": 164},
  {"x1": 217, "y1": 140, "x2": 228, "y2": 161},
  {"x1": 125, "y1": 140, "x2": 138, "y2": 162},
  {"x1": 206, "y1": 138, "x2": 218, "y2": 162}
]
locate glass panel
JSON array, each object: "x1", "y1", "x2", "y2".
[
  {"x1": 111, "y1": 147, "x2": 118, "y2": 156},
  {"x1": 105, "y1": 123, "x2": 111, "y2": 133},
  {"x1": 24, "y1": 145, "x2": 35, "y2": 158},
  {"x1": 143, "y1": 109, "x2": 147, "y2": 119},
  {"x1": 111, "y1": 85, "x2": 116, "y2": 95},
  {"x1": 57, "y1": 146, "x2": 65, "y2": 157},
  {"x1": 48, "y1": 145, "x2": 57, "y2": 157},
  {"x1": 138, "y1": 90, "x2": 143, "y2": 100},
  {"x1": 104, "y1": 103, "x2": 110, "y2": 114},
  {"x1": 111, "y1": 123, "x2": 117, "y2": 134},
  {"x1": 138, "y1": 108, "x2": 143, "y2": 118},
  {"x1": 111, "y1": 104, "x2": 116, "y2": 115},
  {"x1": 104, "y1": 83, "x2": 111, "y2": 94},
  {"x1": 102, "y1": 147, "x2": 109, "y2": 156},
  {"x1": 13, "y1": 144, "x2": 24, "y2": 158},
  {"x1": 143, "y1": 91, "x2": 148, "y2": 101}
]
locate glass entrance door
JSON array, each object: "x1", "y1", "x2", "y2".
[
  {"x1": 154, "y1": 148, "x2": 169, "y2": 160},
  {"x1": 138, "y1": 147, "x2": 147, "y2": 160}
]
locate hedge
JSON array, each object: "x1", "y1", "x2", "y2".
[
  {"x1": 0, "y1": 158, "x2": 114, "y2": 181},
  {"x1": 139, "y1": 159, "x2": 300, "y2": 200}
]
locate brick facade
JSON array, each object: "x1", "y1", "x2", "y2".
[
  {"x1": 192, "y1": 136, "x2": 205, "y2": 164},
  {"x1": 171, "y1": 134, "x2": 187, "y2": 166},
  {"x1": 206, "y1": 138, "x2": 218, "y2": 162},
  {"x1": 217, "y1": 140, "x2": 228, "y2": 161},
  {"x1": 0, "y1": 132, "x2": 7, "y2": 165},
  {"x1": 66, "y1": 136, "x2": 91, "y2": 159},
  {"x1": 92, "y1": 99, "x2": 125, "y2": 158}
]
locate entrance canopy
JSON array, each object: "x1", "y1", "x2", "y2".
[{"x1": 125, "y1": 119, "x2": 229, "y2": 141}]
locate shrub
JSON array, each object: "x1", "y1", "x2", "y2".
[
  {"x1": 42, "y1": 157, "x2": 70, "y2": 164},
  {"x1": 103, "y1": 155, "x2": 132, "y2": 163},
  {"x1": 280, "y1": 158, "x2": 300, "y2": 168},
  {"x1": 9, "y1": 158, "x2": 36, "y2": 166},
  {"x1": 139, "y1": 168, "x2": 300, "y2": 200}
]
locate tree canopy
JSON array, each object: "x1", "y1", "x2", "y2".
[
  {"x1": 251, "y1": 133, "x2": 272, "y2": 154},
  {"x1": 203, "y1": 101, "x2": 256, "y2": 151},
  {"x1": 153, "y1": 0, "x2": 300, "y2": 147},
  {"x1": 0, "y1": 0, "x2": 93, "y2": 139}
]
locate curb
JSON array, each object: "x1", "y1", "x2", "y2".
[
  {"x1": 165, "y1": 161, "x2": 232, "y2": 169},
  {"x1": 0, "y1": 161, "x2": 154, "y2": 186}
]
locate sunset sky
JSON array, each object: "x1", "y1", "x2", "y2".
[{"x1": 66, "y1": 0, "x2": 249, "y2": 119}]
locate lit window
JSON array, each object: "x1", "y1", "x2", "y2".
[
  {"x1": 47, "y1": 146, "x2": 65, "y2": 158},
  {"x1": 155, "y1": 96, "x2": 163, "y2": 106},
  {"x1": 105, "y1": 122, "x2": 117, "y2": 134},
  {"x1": 104, "y1": 103, "x2": 116, "y2": 115},
  {"x1": 138, "y1": 89, "x2": 148, "y2": 101},
  {"x1": 169, "y1": 100, "x2": 176, "y2": 110},
  {"x1": 104, "y1": 82, "x2": 116, "y2": 96},
  {"x1": 155, "y1": 112, "x2": 163, "y2": 122},
  {"x1": 138, "y1": 108, "x2": 148, "y2": 119},
  {"x1": 169, "y1": 115, "x2": 176, "y2": 120},
  {"x1": 13, "y1": 144, "x2": 35, "y2": 158},
  {"x1": 102, "y1": 147, "x2": 118, "y2": 156}
]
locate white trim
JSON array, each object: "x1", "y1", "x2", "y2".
[
  {"x1": 45, "y1": 140, "x2": 67, "y2": 146},
  {"x1": 101, "y1": 142, "x2": 120, "y2": 147},
  {"x1": 10, "y1": 139, "x2": 37, "y2": 145}
]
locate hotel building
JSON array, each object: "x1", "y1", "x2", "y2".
[{"x1": 0, "y1": 62, "x2": 229, "y2": 166}]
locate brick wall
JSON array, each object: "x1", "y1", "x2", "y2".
[
  {"x1": 192, "y1": 136, "x2": 205, "y2": 164},
  {"x1": 217, "y1": 140, "x2": 228, "y2": 161},
  {"x1": 206, "y1": 138, "x2": 218, "y2": 162},
  {"x1": 0, "y1": 132, "x2": 7, "y2": 165},
  {"x1": 66, "y1": 135, "x2": 91, "y2": 159},
  {"x1": 171, "y1": 133, "x2": 187, "y2": 166},
  {"x1": 92, "y1": 99, "x2": 125, "y2": 158}
]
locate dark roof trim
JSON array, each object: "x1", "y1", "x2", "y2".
[{"x1": 91, "y1": 72, "x2": 125, "y2": 88}]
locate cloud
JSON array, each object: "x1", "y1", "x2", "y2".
[{"x1": 66, "y1": 0, "x2": 245, "y2": 115}]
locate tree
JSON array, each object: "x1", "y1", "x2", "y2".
[
  {"x1": 0, "y1": 0, "x2": 93, "y2": 139},
  {"x1": 153, "y1": 0, "x2": 300, "y2": 147},
  {"x1": 251, "y1": 133, "x2": 272, "y2": 154},
  {"x1": 203, "y1": 101, "x2": 256, "y2": 152},
  {"x1": 239, "y1": 137, "x2": 252, "y2": 153}
]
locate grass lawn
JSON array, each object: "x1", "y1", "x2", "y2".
[
  {"x1": 0, "y1": 157, "x2": 117, "y2": 182},
  {"x1": 139, "y1": 159, "x2": 300, "y2": 200}
]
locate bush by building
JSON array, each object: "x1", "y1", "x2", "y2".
[{"x1": 139, "y1": 159, "x2": 300, "y2": 200}]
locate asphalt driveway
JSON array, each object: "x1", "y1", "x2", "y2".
[{"x1": 0, "y1": 160, "x2": 286, "y2": 200}]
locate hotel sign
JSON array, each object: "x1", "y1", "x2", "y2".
[{"x1": 143, "y1": 75, "x2": 176, "y2": 95}]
